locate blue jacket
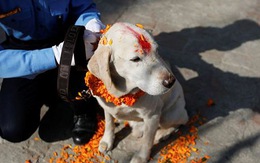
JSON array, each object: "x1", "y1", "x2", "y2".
[{"x1": 0, "y1": 0, "x2": 100, "y2": 78}]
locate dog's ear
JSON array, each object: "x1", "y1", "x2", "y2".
[
  {"x1": 87, "y1": 45, "x2": 124, "y2": 98},
  {"x1": 87, "y1": 45, "x2": 110, "y2": 81}
]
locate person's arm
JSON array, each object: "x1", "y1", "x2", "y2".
[
  {"x1": 63, "y1": 0, "x2": 105, "y2": 61},
  {"x1": 0, "y1": 46, "x2": 57, "y2": 78},
  {"x1": 70, "y1": 0, "x2": 101, "y2": 27},
  {"x1": 0, "y1": 0, "x2": 104, "y2": 79}
]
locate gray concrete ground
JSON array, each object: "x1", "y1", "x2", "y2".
[{"x1": 1, "y1": 0, "x2": 260, "y2": 163}]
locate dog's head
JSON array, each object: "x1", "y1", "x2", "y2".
[{"x1": 87, "y1": 22, "x2": 175, "y2": 98}]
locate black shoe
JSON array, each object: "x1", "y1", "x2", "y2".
[{"x1": 72, "y1": 114, "x2": 97, "y2": 145}]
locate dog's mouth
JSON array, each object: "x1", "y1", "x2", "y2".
[{"x1": 137, "y1": 81, "x2": 174, "y2": 96}]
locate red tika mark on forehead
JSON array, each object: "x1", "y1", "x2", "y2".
[
  {"x1": 138, "y1": 34, "x2": 151, "y2": 53},
  {"x1": 125, "y1": 26, "x2": 151, "y2": 54}
]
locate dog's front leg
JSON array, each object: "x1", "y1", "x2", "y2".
[
  {"x1": 130, "y1": 114, "x2": 160, "y2": 163},
  {"x1": 99, "y1": 110, "x2": 115, "y2": 153}
]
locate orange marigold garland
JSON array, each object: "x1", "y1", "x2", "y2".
[{"x1": 84, "y1": 71, "x2": 145, "y2": 106}]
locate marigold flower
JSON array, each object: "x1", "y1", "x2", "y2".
[
  {"x1": 207, "y1": 98, "x2": 215, "y2": 107},
  {"x1": 100, "y1": 24, "x2": 111, "y2": 34},
  {"x1": 135, "y1": 23, "x2": 144, "y2": 29},
  {"x1": 100, "y1": 36, "x2": 107, "y2": 45},
  {"x1": 34, "y1": 137, "x2": 40, "y2": 141},
  {"x1": 158, "y1": 114, "x2": 211, "y2": 163},
  {"x1": 49, "y1": 115, "x2": 108, "y2": 163},
  {"x1": 84, "y1": 71, "x2": 145, "y2": 106},
  {"x1": 108, "y1": 39, "x2": 113, "y2": 45}
]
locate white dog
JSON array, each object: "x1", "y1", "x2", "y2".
[{"x1": 87, "y1": 22, "x2": 189, "y2": 163}]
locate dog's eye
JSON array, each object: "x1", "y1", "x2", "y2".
[{"x1": 130, "y1": 56, "x2": 141, "y2": 62}]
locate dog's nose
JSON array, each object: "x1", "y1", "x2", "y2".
[{"x1": 162, "y1": 75, "x2": 175, "y2": 88}]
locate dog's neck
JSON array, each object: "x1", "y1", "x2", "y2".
[{"x1": 85, "y1": 71, "x2": 145, "y2": 106}]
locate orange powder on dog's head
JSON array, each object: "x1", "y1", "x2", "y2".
[{"x1": 125, "y1": 26, "x2": 151, "y2": 54}]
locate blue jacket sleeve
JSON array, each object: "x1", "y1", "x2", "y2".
[
  {"x1": 0, "y1": 0, "x2": 101, "y2": 79},
  {"x1": 71, "y1": 0, "x2": 101, "y2": 26},
  {"x1": 0, "y1": 46, "x2": 57, "y2": 78}
]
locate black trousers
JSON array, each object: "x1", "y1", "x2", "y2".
[{"x1": 0, "y1": 68, "x2": 97, "y2": 142}]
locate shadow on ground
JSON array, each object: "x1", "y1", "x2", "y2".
[
  {"x1": 151, "y1": 18, "x2": 260, "y2": 161},
  {"x1": 156, "y1": 19, "x2": 260, "y2": 116},
  {"x1": 214, "y1": 132, "x2": 260, "y2": 163}
]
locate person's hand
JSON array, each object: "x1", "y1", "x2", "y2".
[
  {"x1": 83, "y1": 30, "x2": 100, "y2": 60},
  {"x1": 52, "y1": 19, "x2": 105, "y2": 65},
  {"x1": 52, "y1": 32, "x2": 101, "y2": 66},
  {"x1": 84, "y1": 18, "x2": 105, "y2": 59},
  {"x1": 85, "y1": 18, "x2": 105, "y2": 32}
]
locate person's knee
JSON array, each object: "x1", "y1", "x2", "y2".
[{"x1": 0, "y1": 123, "x2": 36, "y2": 143}]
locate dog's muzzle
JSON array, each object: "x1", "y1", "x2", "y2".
[{"x1": 162, "y1": 75, "x2": 175, "y2": 88}]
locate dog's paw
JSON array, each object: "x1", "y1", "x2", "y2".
[
  {"x1": 98, "y1": 133, "x2": 115, "y2": 153},
  {"x1": 98, "y1": 141, "x2": 113, "y2": 153},
  {"x1": 130, "y1": 121, "x2": 144, "y2": 138},
  {"x1": 130, "y1": 154, "x2": 146, "y2": 163},
  {"x1": 132, "y1": 130, "x2": 143, "y2": 138},
  {"x1": 98, "y1": 141, "x2": 109, "y2": 153}
]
